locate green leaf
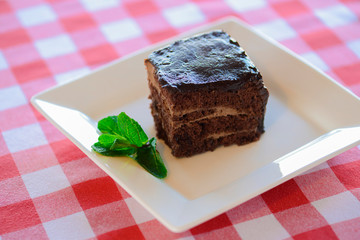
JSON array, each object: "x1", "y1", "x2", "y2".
[
  {"x1": 98, "y1": 134, "x2": 132, "y2": 150},
  {"x1": 134, "y1": 138, "x2": 167, "y2": 179},
  {"x1": 92, "y1": 142, "x2": 136, "y2": 156},
  {"x1": 93, "y1": 112, "x2": 167, "y2": 179},
  {"x1": 98, "y1": 116, "x2": 119, "y2": 135},
  {"x1": 117, "y1": 112, "x2": 148, "y2": 147}
]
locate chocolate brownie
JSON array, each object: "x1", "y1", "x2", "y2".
[{"x1": 145, "y1": 30, "x2": 269, "y2": 157}]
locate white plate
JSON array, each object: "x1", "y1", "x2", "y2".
[{"x1": 31, "y1": 17, "x2": 360, "y2": 232}]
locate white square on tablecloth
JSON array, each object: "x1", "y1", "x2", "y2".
[
  {"x1": 80, "y1": 0, "x2": 120, "y2": 12},
  {"x1": 162, "y1": 3, "x2": 205, "y2": 28},
  {"x1": 315, "y1": 5, "x2": 358, "y2": 28},
  {"x1": 301, "y1": 52, "x2": 329, "y2": 71},
  {"x1": 16, "y1": 4, "x2": 57, "y2": 27},
  {"x1": 0, "y1": 51, "x2": 8, "y2": 70},
  {"x1": 347, "y1": 39, "x2": 360, "y2": 59},
  {"x1": 22, "y1": 165, "x2": 70, "y2": 198},
  {"x1": 124, "y1": 198, "x2": 155, "y2": 224},
  {"x1": 255, "y1": 19, "x2": 297, "y2": 41},
  {"x1": 312, "y1": 191, "x2": 360, "y2": 224},
  {"x1": 234, "y1": 214, "x2": 290, "y2": 240},
  {"x1": 0, "y1": 85, "x2": 27, "y2": 111},
  {"x1": 100, "y1": 19, "x2": 142, "y2": 43},
  {"x1": 3, "y1": 123, "x2": 48, "y2": 153},
  {"x1": 225, "y1": 0, "x2": 266, "y2": 12},
  {"x1": 43, "y1": 212, "x2": 95, "y2": 240},
  {"x1": 54, "y1": 67, "x2": 91, "y2": 85},
  {"x1": 34, "y1": 34, "x2": 77, "y2": 59}
]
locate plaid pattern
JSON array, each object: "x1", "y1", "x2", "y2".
[{"x1": 1, "y1": 0, "x2": 360, "y2": 239}]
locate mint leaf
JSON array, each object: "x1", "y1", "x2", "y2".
[
  {"x1": 134, "y1": 138, "x2": 167, "y2": 179},
  {"x1": 117, "y1": 112, "x2": 148, "y2": 147},
  {"x1": 98, "y1": 134, "x2": 133, "y2": 150},
  {"x1": 92, "y1": 142, "x2": 136, "y2": 156},
  {"x1": 92, "y1": 112, "x2": 167, "y2": 179},
  {"x1": 98, "y1": 116, "x2": 119, "y2": 135}
]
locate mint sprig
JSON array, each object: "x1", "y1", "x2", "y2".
[{"x1": 92, "y1": 112, "x2": 167, "y2": 179}]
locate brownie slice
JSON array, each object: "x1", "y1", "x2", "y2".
[{"x1": 145, "y1": 30, "x2": 269, "y2": 157}]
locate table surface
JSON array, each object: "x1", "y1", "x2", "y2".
[{"x1": 1, "y1": 0, "x2": 360, "y2": 239}]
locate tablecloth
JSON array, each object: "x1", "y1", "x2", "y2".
[{"x1": 1, "y1": 0, "x2": 360, "y2": 239}]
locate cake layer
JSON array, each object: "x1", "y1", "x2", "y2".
[
  {"x1": 151, "y1": 101, "x2": 264, "y2": 158},
  {"x1": 154, "y1": 121, "x2": 261, "y2": 157},
  {"x1": 146, "y1": 60, "x2": 268, "y2": 113}
]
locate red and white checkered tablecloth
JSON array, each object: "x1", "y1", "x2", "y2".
[{"x1": 1, "y1": 0, "x2": 360, "y2": 239}]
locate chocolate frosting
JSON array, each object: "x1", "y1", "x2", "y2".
[{"x1": 147, "y1": 30, "x2": 261, "y2": 92}]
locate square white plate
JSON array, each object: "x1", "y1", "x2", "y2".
[{"x1": 32, "y1": 17, "x2": 360, "y2": 232}]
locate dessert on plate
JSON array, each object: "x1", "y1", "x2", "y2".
[{"x1": 145, "y1": 30, "x2": 269, "y2": 157}]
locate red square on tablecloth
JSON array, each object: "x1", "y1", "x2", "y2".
[
  {"x1": 33, "y1": 187, "x2": 82, "y2": 222},
  {"x1": 239, "y1": 7, "x2": 279, "y2": 25},
  {"x1": 331, "y1": 217, "x2": 360, "y2": 239},
  {"x1": 331, "y1": 161, "x2": 360, "y2": 190},
  {"x1": 39, "y1": 120, "x2": 66, "y2": 143},
  {"x1": 295, "y1": 168, "x2": 347, "y2": 201},
  {"x1": 3, "y1": 43, "x2": 41, "y2": 67},
  {"x1": 261, "y1": 179, "x2": 310, "y2": 213},
  {"x1": 136, "y1": 13, "x2": 174, "y2": 34},
  {"x1": 0, "y1": 200, "x2": 41, "y2": 235},
  {"x1": 194, "y1": 226, "x2": 241, "y2": 240},
  {"x1": 195, "y1": 0, "x2": 233, "y2": 21},
  {"x1": 286, "y1": 13, "x2": 324, "y2": 35},
  {"x1": 46, "y1": 53, "x2": 86, "y2": 75},
  {"x1": 274, "y1": 204, "x2": 327, "y2": 236},
  {"x1": 328, "y1": 147, "x2": 360, "y2": 166},
  {"x1": 51, "y1": 0, "x2": 84, "y2": 18},
  {"x1": 272, "y1": 0, "x2": 309, "y2": 18},
  {"x1": 12, "y1": 60, "x2": 52, "y2": 84},
  {"x1": 280, "y1": 37, "x2": 312, "y2": 54},
  {"x1": 0, "y1": 29, "x2": 31, "y2": 49},
  {"x1": 85, "y1": 200, "x2": 137, "y2": 235},
  {"x1": 0, "y1": 176, "x2": 30, "y2": 207},
  {"x1": 190, "y1": 213, "x2": 233, "y2": 235},
  {"x1": 71, "y1": 28, "x2": 108, "y2": 50},
  {"x1": 125, "y1": 0, "x2": 158, "y2": 17},
  {"x1": 0, "y1": 0, "x2": 12, "y2": 13},
  {"x1": 61, "y1": 13, "x2": 97, "y2": 32},
  {"x1": 0, "y1": 224, "x2": 48, "y2": 240},
  {"x1": 62, "y1": 157, "x2": 108, "y2": 185},
  {"x1": 13, "y1": 145, "x2": 59, "y2": 174},
  {"x1": 317, "y1": 45, "x2": 358, "y2": 68},
  {"x1": 50, "y1": 139, "x2": 87, "y2": 163},
  {"x1": 0, "y1": 154, "x2": 20, "y2": 181},
  {"x1": 301, "y1": 29, "x2": 342, "y2": 50},
  {"x1": 80, "y1": 44, "x2": 118, "y2": 66},
  {"x1": 138, "y1": 219, "x2": 186, "y2": 240},
  {"x1": 97, "y1": 225, "x2": 145, "y2": 240},
  {"x1": 0, "y1": 13, "x2": 21, "y2": 33},
  {"x1": 146, "y1": 29, "x2": 178, "y2": 44},
  {"x1": 0, "y1": 105, "x2": 37, "y2": 132},
  {"x1": 292, "y1": 225, "x2": 337, "y2": 240},
  {"x1": 332, "y1": 22, "x2": 360, "y2": 42},
  {"x1": 0, "y1": 70, "x2": 17, "y2": 88},
  {"x1": 333, "y1": 63, "x2": 360, "y2": 86},
  {"x1": 227, "y1": 196, "x2": 272, "y2": 224},
  {"x1": 26, "y1": 21, "x2": 65, "y2": 40},
  {"x1": 21, "y1": 77, "x2": 56, "y2": 102},
  {"x1": 114, "y1": 37, "x2": 150, "y2": 56},
  {"x1": 72, "y1": 177, "x2": 123, "y2": 210}
]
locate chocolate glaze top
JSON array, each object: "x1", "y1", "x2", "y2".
[{"x1": 147, "y1": 30, "x2": 261, "y2": 92}]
